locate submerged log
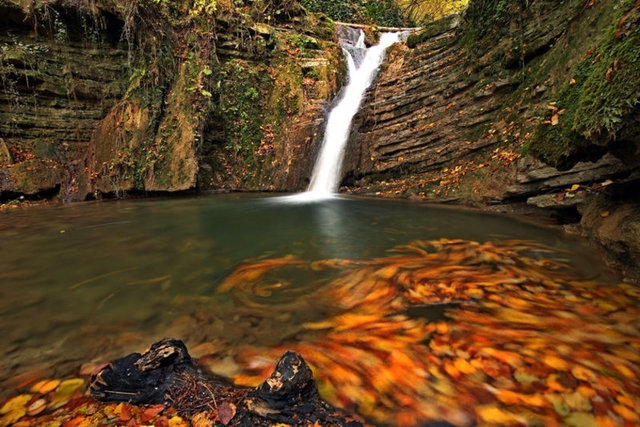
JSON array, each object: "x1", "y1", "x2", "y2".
[{"x1": 89, "y1": 338, "x2": 365, "y2": 426}]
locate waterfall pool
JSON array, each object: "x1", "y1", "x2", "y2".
[{"x1": 2, "y1": 194, "x2": 639, "y2": 426}]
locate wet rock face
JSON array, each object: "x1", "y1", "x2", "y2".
[{"x1": 0, "y1": 3, "x2": 128, "y2": 200}]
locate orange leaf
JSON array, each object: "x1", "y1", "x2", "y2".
[
  {"x1": 443, "y1": 361, "x2": 461, "y2": 379},
  {"x1": 576, "y1": 385, "x2": 597, "y2": 398},
  {"x1": 62, "y1": 415, "x2": 86, "y2": 427},
  {"x1": 478, "y1": 348, "x2": 523, "y2": 368},
  {"x1": 142, "y1": 404, "x2": 165, "y2": 421},
  {"x1": 571, "y1": 365, "x2": 597, "y2": 382},
  {"x1": 613, "y1": 404, "x2": 639, "y2": 422},
  {"x1": 30, "y1": 379, "x2": 61, "y2": 394},
  {"x1": 117, "y1": 403, "x2": 133, "y2": 421},
  {"x1": 542, "y1": 355, "x2": 569, "y2": 371},
  {"x1": 495, "y1": 389, "x2": 521, "y2": 405},
  {"x1": 453, "y1": 358, "x2": 477, "y2": 375}
]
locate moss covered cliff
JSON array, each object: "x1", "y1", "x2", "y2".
[{"x1": 0, "y1": 0, "x2": 344, "y2": 200}]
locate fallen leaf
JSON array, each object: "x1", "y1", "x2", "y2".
[
  {"x1": 26, "y1": 398, "x2": 47, "y2": 416},
  {"x1": 565, "y1": 412, "x2": 599, "y2": 427},
  {"x1": 30, "y1": 379, "x2": 61, "y2": 395},
  {"x1": 0, "y1": 394, "x2": 32, "y2": 415},
  {"x1": 62, "y1": 415, "x2": 86, "y2": 427},
  {"x1": 613, "y1": 404, "x2": 639, "y2": 422},
  {"x1": 542, "y1": 355, "x2": 569, "y2": 371},
  {"x1": 477, "y1": 404, "x2": 522, "y2": 423},
  {"x1": 141, "y1": 404, "x2": 165, "y2": 422},
  {"x1": 168, "y1": 415, "x2": 189, "y2": 427},
  {"x1": 217, "y1": 402, "x2": 236, "y2": 425},
  {"x1": 192, "y1": 412, "x2": 214, "y2": 427}
]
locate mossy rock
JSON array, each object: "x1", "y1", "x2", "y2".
[
  {"x1": 2, "y1": 159, "x2": 65, "y2": 194},
  {"x1": 529, "y1": 0, "x2": 640, "y2": 169},
  {"x1": 407, "y1": 13, "x2": 461, "y2": 48}
]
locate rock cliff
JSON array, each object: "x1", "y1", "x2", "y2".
[
  {"x1": 342, "y1": 0, "x2": 640, "y2": 281},
  {"x1": 0, "y1": 0, "x2": 343, "y2": 200}
]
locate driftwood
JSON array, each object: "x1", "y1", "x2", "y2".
[{"x1": 89, "y1": 338, "x2": 365, "y2": 426}]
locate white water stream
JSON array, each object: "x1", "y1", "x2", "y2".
[{"x1": 305, "y1": 31, "x2": 401, "y2": 198}]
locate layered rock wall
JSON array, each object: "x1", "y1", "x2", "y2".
[
  {"x1": 343, "y1": 0, "x2": 640, "y2": 280},
  {"x1": 0, "y1": 0, "x2": 343, "y2": 200},
  {"x1": 0, "y1": 5, "x2": 128, "y2": 199}
]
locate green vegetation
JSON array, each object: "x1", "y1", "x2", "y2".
[
  {"x1": 217, "y1": 59, "x2": 272, "y2": 158},
  {"x1": 299, "y1": 0, "x2": 470, "y2": 26},
  {"x1": 406, "y1": 12, "x2": 461, "y2": 48},
  {"x1": 300, "y1": 0, "x2": 406, "y2": 26},
  {"x1": 529, "y1": 0, "x2": 640, "y2": 168},
  {"x1": 459, "y1": 0, "x2": 527, "y2": 55},
  {"x1": 399, "y1": 0, "x2": 468, "y2": 24}
]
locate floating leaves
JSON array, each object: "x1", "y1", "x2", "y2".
[
  {"x1": 3, "y1": 238, "x2": 640, "y2": 427},
  {"x1": 218, "y1": 238, "x2": 640, "y2": 426},
  {"x1": 0, "y1": 378, "x2": 86, "y2": 427},
  {"x1": 0, "y1": 377, "x2": 190, "y2": 427}
]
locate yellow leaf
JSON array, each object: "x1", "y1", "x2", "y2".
[
  {"x1": 0, "y1": 394, "x2": 32, "y2": 415},
  {"x1": 570, "y1": 184, "x2": 580, "y2": 192},
  {"x1": 564, "y1": 391, "x2": 593, "y2": 411},
  {"x1": 168, "y1": 416, "x2": 189, "y2": 427},
  {"x1": 542, "y1": 355, "x2": 569, "y2": 371},
  {"x1": 565, "y1": 412, "x2": 599, "y2": 427},
  {"x1": 192, "y1": 412, "x2": 214, "y2": 427},
  {"x1": 477, "y1": 405, "x2": 522, "y2": 424},
  {"x1": 0, "y1": 408, "x2": 27, "y2": 426}
]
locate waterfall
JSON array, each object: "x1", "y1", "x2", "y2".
[{"x1": 305, "y1": 31, "x2": 401, "y2": 198}]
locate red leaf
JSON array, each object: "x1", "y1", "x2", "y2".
[{"x1": 218, "y1": 402, "x2": 237, "y2": 425}]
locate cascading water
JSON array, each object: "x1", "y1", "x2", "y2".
[{"x1": 305, "y1": 31, "x2": 401, "y2": 198}]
